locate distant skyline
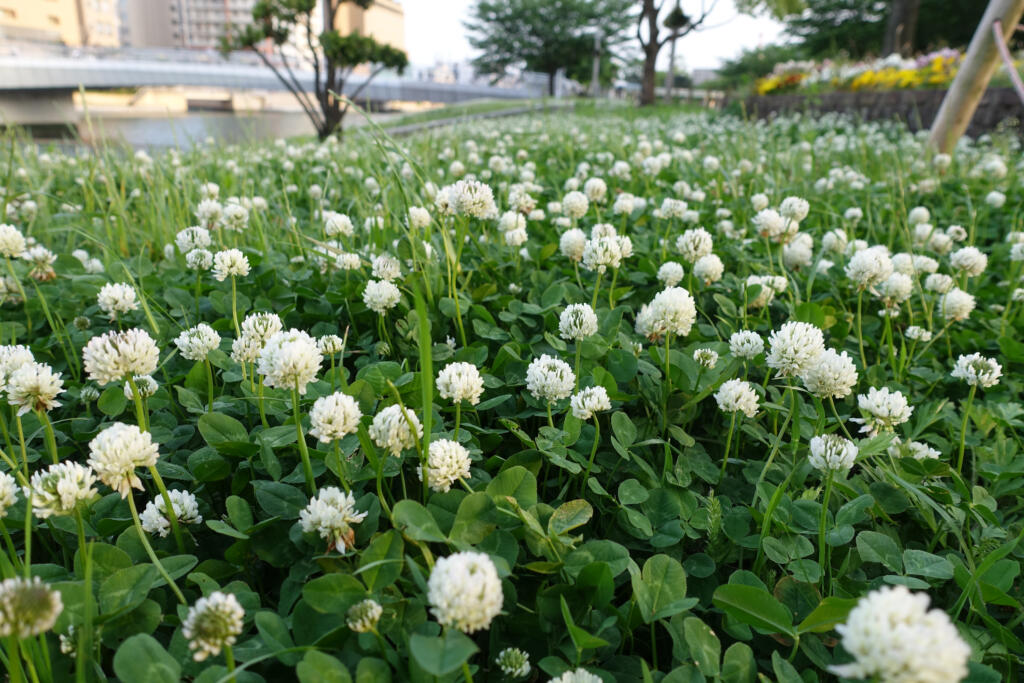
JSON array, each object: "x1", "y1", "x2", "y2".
[{"x1": 403, "y1": 0, "x2": 788, "y2": 71}]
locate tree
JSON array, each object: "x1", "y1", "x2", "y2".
[
  {"x1": 636, "y1": 0, "x2": 800, "y2": 105},
  {"x1": 781, "y1": 0, "x2": 1003, "y2": 60},
  {"x1": 227, "y1": 0, "x2": 408, "y2": 140},
  {"x1": 466, "y1": 0, "x2": 635, "y2": 96}
]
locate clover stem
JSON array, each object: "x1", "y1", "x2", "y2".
[
  {"x1": 292, "y1": 385, "x2": 317, "y2": 495},
  {"x1": 956, "y1": 384, "x2": 977, "y2": 476},
  {"x1": 125, "y1": 492, "x2": 186, "y2": 604}
]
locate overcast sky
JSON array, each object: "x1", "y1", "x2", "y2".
[{"x1": 403, "y1": 0, "x2": 787, "y2": 71}]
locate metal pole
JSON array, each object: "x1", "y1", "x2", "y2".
[{"x1": 928, "y1": 0, "x2": 1024, "y2": 152}]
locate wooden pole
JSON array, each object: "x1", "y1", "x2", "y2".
[{"x1": 928, "y1": 0, "x2": 1024, "y2": 152}]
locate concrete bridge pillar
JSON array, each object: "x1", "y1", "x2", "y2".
[{"x1": 0, "y1": 90, "x2": 78, "y2": 127}]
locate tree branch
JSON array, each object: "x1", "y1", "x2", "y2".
[
  {"x1": 251, "y1": 47, "x2": 324, "y2": 131},
  {"x1": 304, "y1": 13, "x2": 324, "y2": 112},
  {"x1": 343, "y1": 63, "x2": 387, "y2": 110},
  {"x1": 278, "y1": 47, "x2": 321, "y2": 126}
]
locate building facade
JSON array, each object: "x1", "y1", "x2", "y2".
[{"x1": 0, "y1": 0, "x2": 120, "y2": 46}]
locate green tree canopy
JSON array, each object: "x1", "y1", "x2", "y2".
[
  {"x1": 466, "y1": 0, "x2": 635, "y2": 95},
  {"x1": 228, "y1": 0, "x2": 408, "y2": 139}
]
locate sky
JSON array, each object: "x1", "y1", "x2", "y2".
[{"x1": 402, "y1": 0, "x2": 788, "y2": 72}]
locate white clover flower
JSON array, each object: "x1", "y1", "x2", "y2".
[
  {"x1": 562, "y1": 191, "x2": 589, "y2": 219},
  {"x1": 427, "y1": 551, "x2": 502, "y2": 633},
  {"x1": 186, "y1": 248, "x2": 213, "y2": 271},
  {"x1": 436, "y1": 362, "x2": 484, "y2": 406},
  {"x1": 211, "y1": 249, "x2": 250, "y2": 281},
  {"x1": 581, "y1": 236, "x2": 622, "y2": 273},
  {"x1": 908, "y1": 206, "x2": 931, "y2": 225},
  {"x1": 83, "y1": 328, "x2": 160, "y2": 385},
  {"x1": 140, "y1": 489, "x2": 202, "y2": 537},
  {"x1": 495, "y1": 647, "x2": 531, "y2": 678},
  {"x1": 504, "y1": 226, "x2": 528, "y2": 247},
  {"x1": 570, "y1": 386, "x2": 610, "y2": 420},
  {"x1": 324, "y1": 211, "x2": 354, "y2": 237},
  {"x1": 0, "y1": 224, "x2": 26, "y2": 258},
  {"x1": 808, "y1": 434, "x2": 857, "y2": 474},
  {"x1": 830, "y1": 585, "x2": 970, "y2": 683},
  {"x1": 559, "y1": 303, "x2": 598, "y2": 341},
  {"x1": 195, "y1": 199, "x2": 223, "y2": 228},
  {"x1": 1011, "y1": 242, "x2": 1024, "y2": 262},
  {"x1": 97, "y1": 283, "x2": 138, "y2": 321},
  {"x1": 6, "y1": 361, "x2": 63, "y2": 416},
  {"x1": 924, "y1": 273, "x2": 954, "y2": 294},
  {"x1": 612, "y1": 193, "x2": 635, "y2": 215},
  {"x1": 714, "y1": 379, "x2": 758, "y2": 418},
  {"x1": 336, "y1": 252, "x2": 361, "y2": 270},
  {"x1": 986, "y1": 190, "x2": 1006, "y2": 208},
  {"x1": 221, "y1": 203, "x2": 249, "y2": 231},
  {"x1": 781, "y1": 232, "x2": 813, "y2": 269},
  {"x1": 182, "y1": 591, "x2": 245, "y2": 662},
  {"x1": 175, "y1": 226, "x2": 212, "y2": 253},
  {"x1": 845, "y1": 245, "x2": 893, "y2": 289},
  {"x1": 371, "y1": 253, "x2": 402, "y2": 281},
  {"x1": 526, "y1": 355, "x2": 575, "y2": 403},
  {"x1": 174, "y1": 323, "x2": 221, "y2": 362},
  {"x1": 87, "y1": 422, "x2": 159, "y2": 498},
  {"x1": 780, "y1": 196, "x2": 810, "y2": 222},
  {"x1": 693, "y1": 253, "x2": 724, "y2": 284},
  {"x1": 560, "y1": 228, "x2": 587, "y2": 263},
  {"x1": 693, "y1": 348, "x2": 718, "y2": 369},
  {"x1": 584, "y1": 177, "x2": 607, "y2": 203},
  {"x1": 299, "y1": 486, "x2": 367, "y2": 552},
  {"x1": 801, "y1": 348, "x2": 858, "y2": 400},
  {"x1": 257, "y1": 329, "x2": 322, "y2": 394},
  {"x1": 309, "y1": 392, "x2": 362, "y2": 442},
  {"x1": 949, "y1": 246, "x2": 987, "y2": 277},
  {"x1": 363, "y1": 279, "x2": 401, "y2": 314},
  {"x1": 317, "y1": 334, "x2": 344, "y2": 355},
  {"x1": 25, "y1": 462, "x2": 98, "y2": 518},
  {"x1": 877, "y1": 272, "x2": 913, "y2": 307},
  {"x1": 409, "y1": 207, "x2": 431, "y2": 230},
  {"x1": 751, "y1": 193, "x2": 770, "y2": 211},
  {"x1": 951, "y1": 353, "x2": 1001, "y2": 388},
  {"x1": 938, "y1": 287, "x2": 975, "y2": 322},
  {"x1": 766, "y1": 321, "x2": 825, "y2": 377},
  {"x1": 452, "y1": 179, "x2": 498, "y2": 218},
  {"x1": 549, "y1": 668, "x2": 602, "y2": 683},
  {"x1": 241, "y1": 312, "x2": 283, "y2": 343},
  {"x1": 418, "y1": 439, "x2": 472, "y2": 493},
  {"x1": 369, "y1": 404, "x2": 423, "y2": 457},
  {"x1": 657, "y1": 261, "x2": 684, "y2": 287},
  {"x1": 0, "y1": 577, "x2": 63, "y2": 639},
  {"x1": 676, "y1": 228, "x2": 713, "y2": 263},
  {"x1": 0, "y1": 471, "x2": 17, "y2": 518},
  {"x1": 729, "y1": 330, "x2": 764, "y2": 359},
  {"x1": 854, "y1": 387, "x2": 913, "y2": 435},
  {"x1": 946, "y1": 225, "x2": 967, "y2": 242},
  {"x1": 346, "y1": 599, "x2": 383, "y2": 633},
  {"x1": 822, "y1": 228, "x2": 848, "y2": 255},
  {"x1": 231, "y1": 336, "x2": 262, "y2": 364},
  {"x1": 635, "y1": 286, "x2": 696, "y2": 340},
  {"x1": 753, "y1": 208, "x2": 785, "y2": 239},
  {"x1": 23, "y1": 245, "x2": 56, "y2": 281},
  {"x1": 905, "y1": 325, "x2": 932, "y2": 342},
  {"x1": 888, "y1": 438, "x2": 941, "y2": 461}
]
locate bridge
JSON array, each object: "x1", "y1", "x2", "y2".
[{"x1": 0, "y1": 50, "x2": 540, "y2": 126}]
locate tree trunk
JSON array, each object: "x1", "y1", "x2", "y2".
[
  {"x1": 639, "y1": 0, "x2": 661, "y2": 106},
  {"x1": 664, "y1": 32, "x2": 678, "y2": 103},
  {"x1": 548, "y1": 70, "x2": 557, "y2": 96},
  {"x1": 640, "y1": 46, "x2": 658, "y2": 105},
  {"x1": 882, "y1": 0, "x2": 922, "y2": 56}
]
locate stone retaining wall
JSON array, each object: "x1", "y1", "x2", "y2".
[{"x1": 742, "y1": 88, "x2": 1022, "y2": 136}]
